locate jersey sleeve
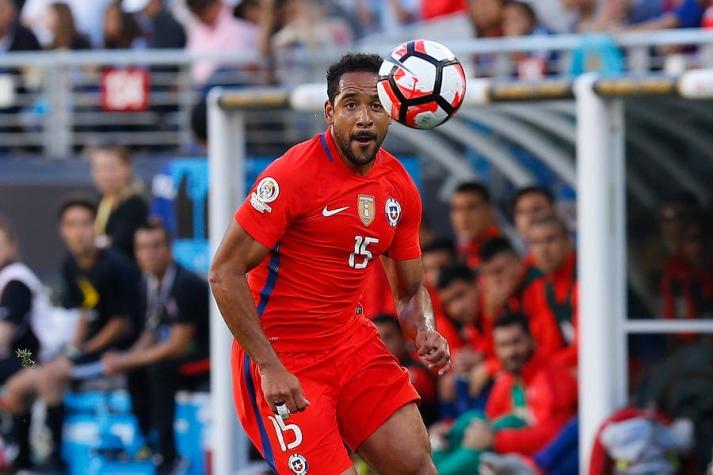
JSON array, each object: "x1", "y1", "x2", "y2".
[
  {"x1": 387, "y1": 176, "x2": 422, "y2": 261},
  {"x1": 235, "y1": 156, "x2": 305, "y2": 249}
]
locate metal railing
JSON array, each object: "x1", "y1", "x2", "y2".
[{"x1": 0, "y1": 28, "x2": 713, "y2": 158}]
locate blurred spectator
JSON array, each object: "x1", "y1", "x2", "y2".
[
  {"x1": 22, "y1": 0, "x2": 111, "y2": 47},
  {"x1": 3, "y1": 198, "x2": 140, "y2": 473},
  {"x1": 422, "y1": 0, "x2": 467, "y2": 20},
  {"x1": 103, "y1": 0, "x2": 145, "y2": 49},
  {"x1": 639, "y1": 195, "x2": 700, "y2": 290},
  {"x1": 272, "y1": 0, "x2": 353, "y2": 52},
  {"x1": 704, "y1": 0, "x2": 713, "y2": 28},
  {"x1": 373, "y1": 314, "x2": 438, "y2": 426},
  {"x1": 513, "y1": 186, "x2": 556, "y2": 245},
  {"x1": 422, "y1": 237, "x2": 456, "y2": 290},
  {"x1": 468, "y1": 0, "x2": 504, "y2": 37},
  {"x1": 449, "y1": 182, "x2": 500, "y2": 270},
  {"x1": 432, "y1": 313, "x2": 577, "y2": 474},
  {"x1": 102, "y1": 219, "x2": 210, "y2": 475},
  {"x1": 345, "y1": 0, "x2": 421, "y2": 36},
  {"x1": 553, "y1": 0, "x2": 621, "y2": 32},
  {"x1": 526, "y1": 216, "x2": 578, "y2": 371},
  {"x1": 435, "y1": 264, "x2": 490, "y2": 418},
  {"x1": 43, "y1": 2, "x2": 90, "y2": 50},
  {"x1": 186, "y1": 0, "x2": 260, "y2": 85},
  {"x1": 530, "y1": 0, "x2": 579, "y2": 33},
  {"x1": 0, "y1": 0, "x2": 40, "y2": 52},
  {"x1": 89, "y1": 145, "x2": 149, "y2": 260},
  {"x1": 478, "y1": 237, "x2": 527, "y2": 320},
  {"x1": 512, "y1": 185, "x2": 555, "y2": 270},
  {"x1": 502, "y1": 1, "x2": 553, "y2": 79},
  {"x1": 624, "y1": 0, "x2": 706, "y2": 30},
  {"x1": 0, "y1": 216, "x2": 43, "y2": 384},
  {"x1": 122, "y1": 0, "x2": 186, "y2": 49},
  {"x1": 660, "y1": 219, "x2": 713, "y2": 320}
]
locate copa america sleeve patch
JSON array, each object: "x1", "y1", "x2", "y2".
[{"x1": 250, "y1": 177, "x2": 280, "y2": 213}]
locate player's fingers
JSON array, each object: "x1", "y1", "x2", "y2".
[
  {"x1": 438, "y1": 359, "x2": 452, "y2": 376},
  {"x1": 292, "y1": 387, "x2": 310, "y2": 412}
]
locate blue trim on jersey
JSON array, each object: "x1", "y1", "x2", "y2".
[
  {"x1": 256, "y1": 244, "x2": 281, "y2": 317},
  {"x1": 243, "y1": 353, "x2": 276, "y2": 472},
  {"x1": 320, "y1": 133, "x2": 335, "y2": 162}
]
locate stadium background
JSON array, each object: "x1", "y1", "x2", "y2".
[{"x1": 0, "y1": 0, "x2": 712, "y2": 474}]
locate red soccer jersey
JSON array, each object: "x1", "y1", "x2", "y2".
[{"x1": 235, "y1": 130, "x2": 422, "y2": 352}]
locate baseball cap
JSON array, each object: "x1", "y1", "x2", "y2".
[{"x1": 122, "y1": 0, "x2": 150, "y2": 13}]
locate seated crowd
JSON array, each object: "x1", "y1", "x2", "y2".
[{"x1": 360, "y1": 181, "x2": 712, "y2": 474}]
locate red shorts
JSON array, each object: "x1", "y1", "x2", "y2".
[{"x1": 231, "y1": 317, "x2": 420, "y2": 475}]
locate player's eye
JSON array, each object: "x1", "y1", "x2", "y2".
[
  {"x1": 371, "y1": 102, "x2": 383, "y2": 111},
  {"x1": 345, "y1": 101, "x2": 357, "y2": 109}
]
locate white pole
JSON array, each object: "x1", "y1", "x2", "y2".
[
  {"x1": 575, "y1": 74, "x2": 626, "y2": 474},
  {"x1": 208, "y1": 87, "x2": 249, "y2": 475}
]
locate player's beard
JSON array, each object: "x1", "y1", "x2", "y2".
[{"x1": 336, "y1": 130, "x2": 384, "y2": 168}]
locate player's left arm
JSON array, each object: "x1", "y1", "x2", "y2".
[
  {"x1": 384, "y1": 175, "x2": 450, "y2": 374},
  {"x1": 383, "y1": 256, "x2": 451, "y2": 375}
]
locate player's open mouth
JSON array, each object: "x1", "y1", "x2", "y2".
[{"x1": 353, "y1": 135, "x2": 376, "y2": 146}]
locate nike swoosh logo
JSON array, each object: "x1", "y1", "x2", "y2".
[{"x1": 322, "y1": 206, "x2": 349, "y2": 217}]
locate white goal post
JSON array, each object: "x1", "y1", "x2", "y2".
[{"x1": 208, "y1": 71, "x2": 713, "y2": 475}]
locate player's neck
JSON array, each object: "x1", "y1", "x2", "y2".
[{"x1": 340, "y1": 155, "x2": 374, "y2": 176}]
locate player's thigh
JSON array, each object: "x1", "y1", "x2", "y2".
[
  {"x1": 336, "y1": 330, "x2": 420, "y2": 452},
  {"x1": 357, "y1": 403, "x2": 435, "y2": 475},
  {"x1": 231, "y1": 343, "x2": 353, "y2": 475}
]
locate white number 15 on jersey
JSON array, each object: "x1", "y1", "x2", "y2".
[{"x1": 349, "y1": 235, "x2": 380, "y2": 269}]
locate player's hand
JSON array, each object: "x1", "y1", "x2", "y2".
[
  {"x1": 259, "y1": 363, "x2": 310, "y2": 417},
  {"x1": 415, "y1": 329, "x2": 451, "y2": 376}
]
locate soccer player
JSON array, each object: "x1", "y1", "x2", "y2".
[{"x1": 210, "y1": 53, "x2": 451, "y2": 474}]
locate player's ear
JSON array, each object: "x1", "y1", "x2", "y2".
[{"x1": 324, "y1": 100, "x2": 334, "y2": 125}]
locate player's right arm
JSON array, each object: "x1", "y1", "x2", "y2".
[{"x1": 209, "y1": 220, "x2": 309, "y2": 415}]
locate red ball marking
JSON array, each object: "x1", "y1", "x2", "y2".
[
  {"x1": 393, "y1": 66, "x2": 432, "y2": 101},
  {"x1": 405, "y1": 101, "x2": 440, "y2": 127},
  {"x1": 380, "y1": 79, "x2": 403, "y2": 121},
  {"x1": 414, "y1": 40, "x2": 428, "y2": 55}
]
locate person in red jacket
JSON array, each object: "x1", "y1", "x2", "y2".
[
  {"x1": 660, "y1": 220, "x2": 713, "y2": 321},
  {"x1": 435, "y1": 264, "x2": 488, "y2": 418},
  {"x1": 512, "y1": 185, "x2": 556, "y2": 255},
  {"x1": 526, "y1": 216, "x2": 578, "y2": 371},
  {"x1": 432, "y1": 312, "x2": 577, "y2": 474},
  {"x1": 450, "y1": 182, "x2": 500, "y2": 271}
]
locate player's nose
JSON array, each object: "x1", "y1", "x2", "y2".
[{"x1": 356, "y1": 105, "x2": 373, "y2": 127}]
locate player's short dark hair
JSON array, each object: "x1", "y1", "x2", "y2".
[
  {"x1": 57, "y1": 197, "x2": 97, "y2": 222},
  {"x1": 503, "y1": 0, "x2": 537, "y2": 24},
  {"x1": 493, "y1": 311, "x2": 531, "y2": 335},
  {"x1": 0, "y1": 215, "x2": 16, "y2": 242},
  {"x1": 422, "y1": 236, "x2": 456, "y2": 258},
  {"x1": 326, "y1": 53, "x2": 383, "y2": 104},
  {"x1": 135, "y1": 217, "x2": 172, "y2": 245},
  {"x1": 372, "y1": 313, "x2": 402, "y2": 332},
  {"x1": 479, "y1": 236, "x2": 517, "y2": 263},
  {"x1": 437, "y1": 263, "x2": 475, "y2": 290},
  {"x1": 513, "y1": 185, "x2": 554, "y2": 209},
  {"x1": 529, "y1": 215, "x2": 569, "y2": 235},
  {"x1": 453, "y1": 181, "x2": 491, "y2": 203}
]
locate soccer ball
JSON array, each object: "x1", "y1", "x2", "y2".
[{"x1": 377, "y1": 39, "x2": 467, "y2": 130}]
